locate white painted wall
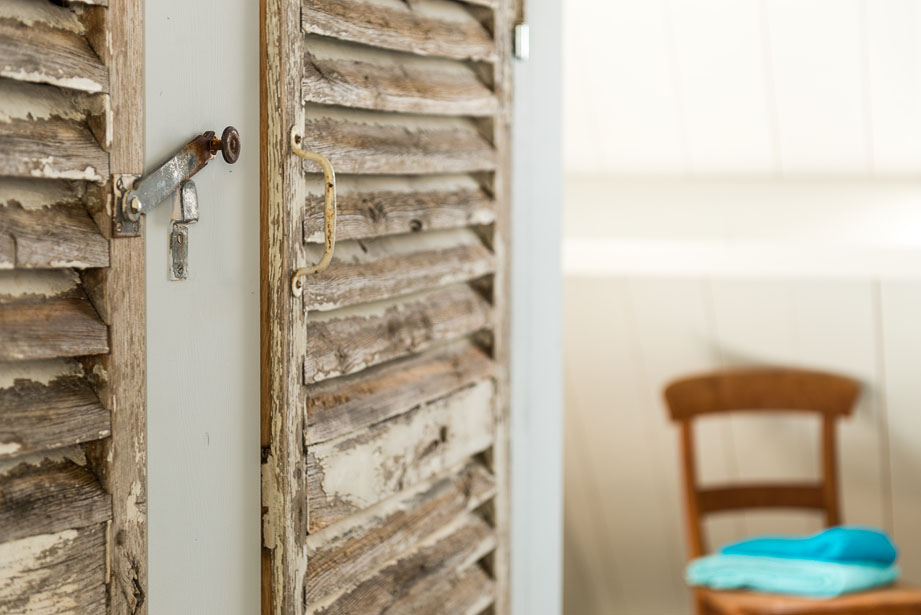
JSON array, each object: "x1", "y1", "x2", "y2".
[
  {"x1": 145, "y1": 2, "x2": 261, "y2": 614},
  {"x1": 144, "y1": 1, "x2": 563, "y2": 614},
  {"x1": 563, "y1": 1, "x2": 921, "y2": 614}
]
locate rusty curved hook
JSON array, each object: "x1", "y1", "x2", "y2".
[{"x1": 289, "y1": 126, "x2": 337, "y2": 297}]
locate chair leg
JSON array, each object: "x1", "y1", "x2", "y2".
[{"x1": 694, "y1": 592, "x2": 714, "y2": 615}]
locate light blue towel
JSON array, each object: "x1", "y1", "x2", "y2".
[
  {"x1": 720, "y1": 526, "x2": 898, "y2": 566},
  {"x1": 687, "y1": 554, "x2": 899, "y2": 598}
]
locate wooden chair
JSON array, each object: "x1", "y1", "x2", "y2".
[{"x1": 664, "y1": 368, "x2": 921, "y2": 615}]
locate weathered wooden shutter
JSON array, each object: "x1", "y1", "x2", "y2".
[
  {"x1": 0, "y1": 1, "x2": 146, "y2": 613},
  {"x1": 261, "y1": 0, "x2": 512, "y2": 613}
]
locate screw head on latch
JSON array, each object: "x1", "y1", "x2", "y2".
[{"x1": 210, "y1": 126, "x2": 241, "y2": 164}]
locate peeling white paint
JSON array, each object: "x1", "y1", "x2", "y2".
[
  {"x1": 0, "y1": 68, "x2": 103, "y2": 94},
  {"x1": 0, "y1": 442, "x2": 22, "y2": 456},
  {"x1": 0, "y1": 269, "x2": 79, "y2": 299},
  {"x1": 30, "y1": 160, "x2": 102, "y2": 183},
  {"x1": 0, "y1": 359, "x2": 82, "y2": 389},
  {"x1": 0, "y1": 446, "x2": 86, "y2": 476},
  {"x1": 0, "y1": 80, "x2": 86, "y2": 124},
  {"x1": 313, "y1": 381, "x2": 495, "y2": 512},
  {"x1": 0, "y1": 178, "x2": 80, "y2": 210},
  {"x1": 0, "y1": 0, "x2": 85, "y2": 33}
]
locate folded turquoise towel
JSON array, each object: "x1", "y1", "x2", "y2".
[
  {"x1": 687, "y1": 555, "x2": 899, "y2": 598},
  {"x1": 721, "y1": 526, "x2": 898, "y2": 566}
]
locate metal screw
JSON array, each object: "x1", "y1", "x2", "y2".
[
  {"x1": 129, "y1": 196, "x2": 141, "y2": 213},
  {"x1": 177, "y1": 233, "x2": 183, "y2": 245}
]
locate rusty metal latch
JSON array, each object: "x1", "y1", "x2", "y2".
[
  {"x1": 290, "y1": 126, "x2": 337, "y2": 297},
  {"x1": 113, "y1": 126, "x2": 241, "y2": 280}
]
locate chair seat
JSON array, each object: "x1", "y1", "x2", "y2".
[{"x1": 700, "y1": 583, "x2": 921, "y2": 615}]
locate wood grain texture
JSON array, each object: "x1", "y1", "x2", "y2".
[
  {"x1": 262, "y1": 0, "x2": 311, "y2": 613},
  {"x1": 0, "y1": 290, "x2": 108, "y2": 361},
  {"x1": 696, "y1": 483, "x2": 825, "y2": 515},
  {"x1": 301, "y1": 0, "x2": 496, "y2": 62},
  {"x1": 486, "y1": 0, "x2": 514, "y2": 610},
  {"x1": 0, "y1": 524, "x2": 107, "y2": 615},
  {"x1": 305, "y1": 283, "x2": 491, "y2": 383},
  {"x1": 307, "y1": 339, "x2": 494, "y2": 445},
  {"x1": 307, "y1": 379, "x2": 495, "y2": 530},
  {"x1": 84, "y1": 0, "x2": 148, "y2": 612},
  {"x1": 305, "y1": 228, "x2": 495, "y2": 311},
  {"x1": 0, "y1": 201, "x2": 108, "y2": 269},
  {"x1": 0, "y1": 458, "x2": 111, "y2": 542},
  {"x1": 0, "y1": 15, "x2": 108, "y2": 93},
  {"x1": 304, "y1": 460, "x2": 495, "y2": 605},
  {"x1": 700, "y1": 583, "x2": 921, "y2": 615},
  {"x1": 0, "y1": 374, "x2": 110, "y2": 459},
  {"x1": 308, "y1": 513, "x2": 496, "y2": 615},
  {"x1": 304, "y1": 39, "x2": 497, "y2": 116},
  {"x1": 0, "y1": 116, "x2": 108, "y2": 182},
  {"x1": 664, "y1": 368, "x2": 861, "y2": 420},
  {"x1": 303, "y1": 107, "x2": 497, "y2": 175},
  {"x1": 304, "y1": 175, "x2": 494, "y2": 243}
]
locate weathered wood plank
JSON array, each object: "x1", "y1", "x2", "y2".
[
  {"x1": 0, "y1": 117, "x2": 108, "y2": 182},
  {"x1": 304, "y1": 38, "x2": 496, "y2": 116},
  {"x1": 0, "y1": 79, "x2": 107, "y2": 181},
  {"x1": 306, "y1": 283, "x2": 491, "y2": 384},
  {"x1": 262, "y1": 0, "x2": 311, "y2": 613},
  {"x1": 308, "y1": 513, "x2": 495, "y2": 615},
  {"x1": 302, "y1": 0, "x2": 496, "y2": 62},
  {"x1": 308, "y1": 339, "x2": 493, "y2": 445},
  {"x1": 0, "y1": 13, "x2": 108, "y2": 93},
  {"x1": 0, "y1": 202, "x2": 108, "y2": 269},
  {"x1": 0, "y1": 458, "x2": 110, "y2": 542},
  {"x1": 0, "y1": 271, "x2": 108, "y2": 361},
  {"x1": 305, "y1": 228, "x2": 495, "y2": 312},
  {"x1": 303, "y1": 107, "x2": 496, "y2": 175},
  {"x1": 0, "y1": 524, "x2": 107, "y2": 614},
  {"x1": 81, "y1": 1, "x2": 149, "y2": 612},
  {"x1": 304, "y1": 174, "x2": 494, "y2": 243},
  {"x1": 433, "y1": 566, "x2": 496, "y2": 615},
  {"x1": 0, "y1": 368, "x2": 109, "y2": 459},
  {"x1": 307, "y1": 379, "x2": 495, "y2": 530},
  {"x1": 305, "y1": 460, "x2": 495, "y2": 605},
  {"x1": 0, "y1": 178, "x2": 106, "y2": 269}
]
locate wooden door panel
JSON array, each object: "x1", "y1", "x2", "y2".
[
  {"x1": 0, "y1": 0, "x2": 145, "y2": 612},
  {"x1": 262, "y1": 0, "x2": 511, "y2": 610}
]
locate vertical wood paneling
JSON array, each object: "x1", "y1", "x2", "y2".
[
  {"x1": 879, "y1": 282, "x2": 921, "y2": 584},
  {"x1": 625, "y1": 278, "x2": 718, "y2": 603},
  {"x1": 790, "y1": 280, "x2": 887, "y2": 528},
  {"x1": 743, "y1": 1, "x2": 866, "y2": 174},
  {"x1": 563, "y1": 277, "x2": 683, "y2": 614},
  {"x1": 708, "y1": 279, "x2": 821, "y2": 538}
]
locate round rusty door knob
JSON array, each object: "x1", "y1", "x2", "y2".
[
  {"x1": 209, "y1": 126, "x2": 241, "y2": 164},
  {"x1": 218, "y1": 126, "x2": 241, "y2": 164}
]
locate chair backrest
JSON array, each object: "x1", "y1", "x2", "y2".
[{"x1": 663, "y1": 368, "x2": 860, "y2": 559}]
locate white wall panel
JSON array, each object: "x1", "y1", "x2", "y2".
[{"x1": 879, "y1": 282, "x2": 921, "y2": 584}]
